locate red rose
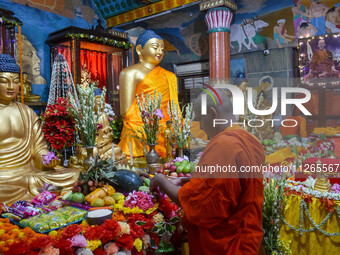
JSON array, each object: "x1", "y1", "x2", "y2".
[
  {"x1": 116, "y1": 234, "x2": 134, "y2": 250},
  {"x1": 62, "y1": 224, "x2": 83, "y2": 239},
  {"x1": 29, "y1": 236, "x2": 53, "y2": 251},
  {"x1": 55, "y1": 239, "x2": 74, "y2": 255},
  {"x1": 84, "y1": 225, "x2": 104, "y2": 240},
  {"x1": 93, "y1": 248, "x2": 106, "y2": 255},
  {"x1": 5, "y1": 242, "x2": 31, "y2": 255}
]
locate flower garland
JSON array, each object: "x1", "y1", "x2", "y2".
[
  {"x1": 0, "y1": 17, "x2": 22, "y2": 28},
  {"x1": 286, "y1": 181, "x2": 340, "y2": 201},
  {"x1": 281, "y1": 198, "x2": 340, "y2": 236},
  {"x1": 66, "y1": 33, "x2": 131, "y2": 49}
]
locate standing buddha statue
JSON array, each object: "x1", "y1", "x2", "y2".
[{"x1": 118, "y1": 30, "x2": 181, "y2": 158}]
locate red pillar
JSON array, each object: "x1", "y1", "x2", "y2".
[{"x1": 200, "y1": 1, "x2": 237, "y2": 83}]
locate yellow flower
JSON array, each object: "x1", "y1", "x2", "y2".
[
  {"x1": 0, "y1": 229, "x2": 5, "y2": 235},
  {"x1": 0, "y1": 241, "x2": 5, "y2": 246},
  {"x1": 12, "y1": 228, "x2": 19, "y2": 232},
  {"x1": 49, "y1": 230, "x2": 58, "y2": 237},
  {"x1": 88, "y1": 239, "x2": 102, "y2": 251},
  {"x1": 18, "y1": 232, "x2": 25, "y2": 239},
  {"x1": 153, "y1": 212, "x2": 164, "y2": 224},
  {"x1": 6, "y1": 239, "x2": 14, "y2": 245},
  {"x1": 134, "y1": 238, "x2": 143, "y2": 252}
]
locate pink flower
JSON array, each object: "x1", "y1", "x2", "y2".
[
  {"x1": 154, "y1": 109, "x2": 164, "y2": 119},
  {"x1": 123, "y1": 191, "x2": 155, "y2": 211},
  {"x1": 104, "y1": 242, "x2": 119, "y2": 255},
  {"x1": 331, "y1": 183, "x2": 340, "y2": 193},
  {"x1": 39, "y1": 245, "x2": 60, "y2": 255},
  {"x1": 70, "y1": 235, "x2": 88, "y2": 248},
  {"x1": 43, "y1": 151, "x2": 57, "y2": 165}
]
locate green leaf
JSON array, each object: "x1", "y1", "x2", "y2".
[
  {"x1": 150, "y1": 239, "x2": 158, "y2": 249},
  {"x1": 158, "y1": 228, "x2": 166, "y2": 236},
  {"x1": 135, "y1": 221, "x2": 146, "y2": 226},
  {"x1": 165, "y1": 223, "x2": 173, "y2": 233},
  {"x1": 169, "y1": 216, "x2": 180, "y2": 224}
]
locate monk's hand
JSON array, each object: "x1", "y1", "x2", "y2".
[{"x1": 150, "y1": 174, "x2": 167, "y2": 192}]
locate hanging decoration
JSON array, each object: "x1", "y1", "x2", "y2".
[
  {"x1": 47, "y1": 53, "x2": 78, "y2": 106},
  {"x1": 66, "y1": 33, "x2": 131, "y2": 49}
]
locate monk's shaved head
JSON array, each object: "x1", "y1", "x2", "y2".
[{"x1": 194, "y1": 86, "x2": 237, "y2": 139}]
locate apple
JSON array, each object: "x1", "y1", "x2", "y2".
[
  {"x1": 186, "y1": 173, "x2": 191, "y2": 177},
  {"x1": 170, "y1": 161, "x2": 174, "y2": 166},
  {"x1": 170, "y1": 172, "x2": 178, "y2": 178},
  {"x1": 169, "y1": 165, "x2": 177, "y2": 172},
  {"x1": 178, "y1": 173, "x2": 185, "y2": 177},
  {"x1": 164, "y1": 162, "x2": 171, "y2": 169}
]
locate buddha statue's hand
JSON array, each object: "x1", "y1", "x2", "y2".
[{"x1": 42, "y1": 158, "x2": 60, "y2": 170}]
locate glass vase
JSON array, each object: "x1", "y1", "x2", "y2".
[
  {"x1": 146, "y1": 144, "x2": 159, "y2": 165},
  {"x1": 83, "y1": 146, "x2": 96, "y2": 171}
]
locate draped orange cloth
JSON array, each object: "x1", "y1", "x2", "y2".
[
  {"x1": 280, "y1": 116, "x2": 307, "y2": 138},
  {"x1": 178, "y1": 127, "x2": 265, "y2": 255},
  {"x1": 119, "y1": 66, "x2": 180, "y2": 157}
]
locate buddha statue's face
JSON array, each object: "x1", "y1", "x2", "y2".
[
  {"x1": 140, "y1": 38, "x2": 164, "y2": 65},
  {"x1": 0, "y1": 72, "x2": 20, "y2": 104},
  {"x1": 94, "y1": 96, "x2": 105, "y2": 114},
  {"x1": 23, "y1": 74, "x2": 28, "y2": 82}
]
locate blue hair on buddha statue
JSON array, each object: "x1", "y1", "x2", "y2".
[
  {"x1": 94, "y1": 88, "x2": 102, "y2": 96},
  {"x1": 136, "y1": 30, "x2": 162, "y2": 48},
  {"x1": 0, "y1": 54, "x2": 21, "y2": 74}
]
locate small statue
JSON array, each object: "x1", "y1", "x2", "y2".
[
  {"x1": 68, "y1": 95, "x2": 125, "y2": 170},
  {"x1": 17, "y1": 72, "x2": 41, "y2": 102},
  {"x1": 93, "y1": 95, "x2": 125, "y2": 160},
  {"x1": 164, "y1": 121, "x2": 174, "y2": 162}
]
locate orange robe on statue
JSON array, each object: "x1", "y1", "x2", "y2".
[
  {"x1": 280, "y1": 115, "x2": 307, "y2": 137},
  {"x1": 119, "y1": 66, "x2": 180, "y2": 158},
  {"x1": 178, "y1": 127, "x2": 265, "y2": 255}
]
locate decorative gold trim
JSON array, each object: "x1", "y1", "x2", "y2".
[
  {"x1": 108, "y1": 29, "x2": 128, "y2": 39},
  {"x1": 199, "y1": 0, "x2": 237, "y2": 12}
]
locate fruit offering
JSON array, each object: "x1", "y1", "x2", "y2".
[
  {"x1": 18, "y1": 206, "x2": 87, "y2": 233},
  {"x1": 162, "y1": 159, "x2": 196, "y2": 178}
]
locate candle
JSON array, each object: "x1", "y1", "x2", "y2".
[
  {"x1": 129, "y1": 141, "x2": 134, "y2": 166},
  {"x1": 112, "y1": 143, "x2": 115, "y2": 162}
]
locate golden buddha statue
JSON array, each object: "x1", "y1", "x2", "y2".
[
  {"x1": 118, "y1": 30, "x2": 181, "y2": 158},
  {"x1": 17, "y1": 72, "x2": 41, "y2": 102},
  {"x1": 255, "y1": 91, "x2": 274, "y2": 140},
  {"x1": 68, "y1": 95, "x2": 125, "y2": 170},
  {"x1": 0, "y1": 54, "x2": 79, "y2": 204}
]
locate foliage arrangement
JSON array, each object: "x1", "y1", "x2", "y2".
[
  {"x1": 66, "y1": 33, "x2": 131, "y2": 49},
  {"x1": 167, "y1": 101, "x2": 194, "y2": 149},
  {"x1": 262, "y1": 175, "x2": 289, "y2": 255},
  {"x1": 68, "y1": 84, "x2": 106, "y2": 147},
  {"x1": 133, "y1": 90, "x2": 164, "y2": 145},
  {"x1": 110, "y1": 116, "x2": 123, "y2": 144},
  {"x1": 42, "y1": 97, "x2": 76, "y2": 155}
]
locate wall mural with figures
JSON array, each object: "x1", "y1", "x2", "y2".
[{"x1": 120, "y1": 0, "x2": 340, "y2": 65}]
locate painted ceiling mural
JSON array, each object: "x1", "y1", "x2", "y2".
[{"x1": 119, "y1": 0, "x2": 340, "y2": 64}]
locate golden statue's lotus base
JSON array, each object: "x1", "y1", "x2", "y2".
[{"x1": 314, "y1": 177, "x2": 331, "y2": 193}]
